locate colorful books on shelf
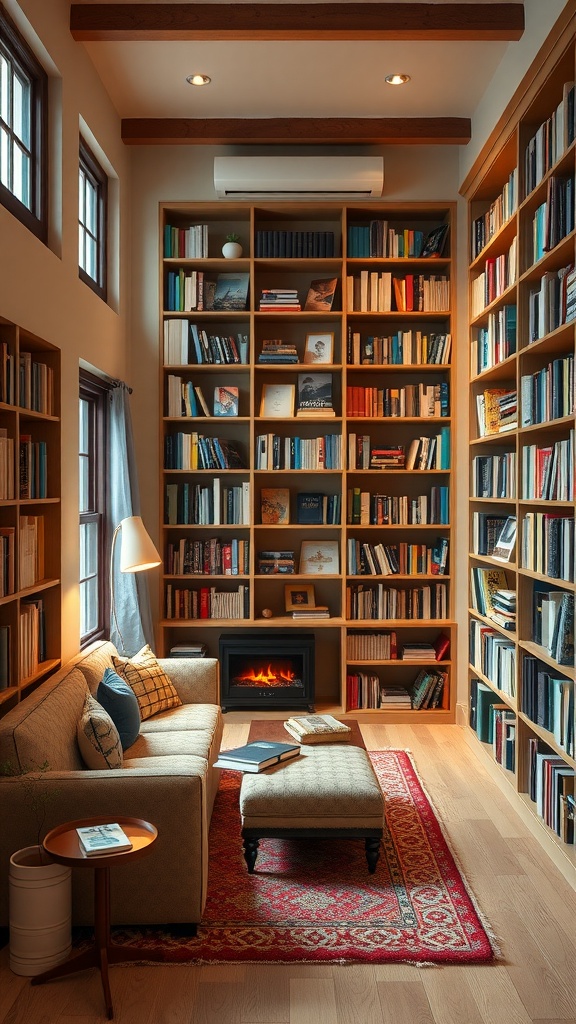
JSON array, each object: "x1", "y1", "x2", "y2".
[
  {"x1": 76, "y1": 823, "x2": 133, "y2": 856},
  {"x1": 284, "y1": 714, "x2": 352, "y2": 744},
  {"x1": 411, "y1": 668, "x2": 447, "y2": 709},
  {"x1": 213, "y1": 740, "x2": 301, "y2": 773},
  {"x1": 258, "y1": 339, "x2": 299, "y2": 363},
  {"x1": 476, "y1": 387, "x2": 517, "y2": 436},
  {"x1": 522, "y1": 655, "x2": 574, "y2": 756},
  {"x1": 257, "y1": 550, "x2": 295, "y2": 575}
]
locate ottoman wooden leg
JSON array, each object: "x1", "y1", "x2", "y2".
[
  {"x1": 365, "y1": 837, "x2": 381, "y2": 873},
  {"x1": 242, "y1": 835, "x2": 259, "y2": 873}
]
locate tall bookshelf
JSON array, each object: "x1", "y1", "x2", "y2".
[
  {"x1": 0, "y1": 317, "x2": 61, "y2": 718},
  {"x1": 462, "y1": 18, "x2": 576, "y2": 876},
  {"x1": 159, "y1": 200, "x2": 456, "y2": 720}
]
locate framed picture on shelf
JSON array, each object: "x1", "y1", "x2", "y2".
[
  {"x1": 261, "y1": 487, "x2": 290, "y2": 524},
  {"x1": 213, "y1": 273, "x2": 250, "y2": 311},
  {"x1": 304, "y1": 278, "x2": 337, "y2": 312},
  {"x1": 420, "y1": 224, "x2": 449, "y2": 259},
  {"x1": 491, "y1": 515, "x2": 517, "y2": 562},
  {"x1": 299, "y1": 540, "x2": 339, "y2": 574},
  {"x1": 213, "y1": 386, "x2": 239, "y2": 416},
  {"x1": 303, "y1": 332, "x2": 334, "y2": 364},
  {"x1": 285, "y1": 584, "x2": 316, "y2": 612},
  {"x1": 260, "y1": 383, "x2": 295, "y2": 418},
  {"x1": 297, "y1": 372, "x2": 333, "y2": 411}
]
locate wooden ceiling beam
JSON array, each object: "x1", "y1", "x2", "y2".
[
  {"x1": 71, "y1": 4, "x2": 524, "y2": 42},
  {"x1": 120, "y1": 117, "x2": 471, "y2": 146}
]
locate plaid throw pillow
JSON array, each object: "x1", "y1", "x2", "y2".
[{"x1": 112, "y1": 645, "x2": 182, "y2": 721}]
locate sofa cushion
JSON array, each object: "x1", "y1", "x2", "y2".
[
  {"x1": 96, "y1": 668, "x2": 141, "y2": 750},
  {"x1": 77, "y1": 693, "x2": 123, "y2": 769},
  {"x1": 139, "y1": 703, "x2": 220, "y2": 734},
  {"x1": 112, "y1": 645, "x2": 182, "y2": 721},
  {"x1": 125, "y1": 729, "x2": 213, "y2": 760}
]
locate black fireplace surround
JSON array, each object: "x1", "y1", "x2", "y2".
[{"x1": 219, "y1": 633, "x2": 315, "y2": 712}]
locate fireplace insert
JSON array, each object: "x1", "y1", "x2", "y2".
[{"x1": 219, "y1": 633, "x2": 315, "y2": 712}]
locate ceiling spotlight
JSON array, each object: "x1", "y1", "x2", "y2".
[
  {"x1": 186, "y1": 74, "x2": 211, "y2": 87},
  {"x1": 385, "y1": 74, "x2": 411, "y2": 86}
]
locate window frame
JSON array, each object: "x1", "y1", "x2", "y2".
[
  {"x1": 79, "y1": 371, "x2": 109, "y2": 648},
  {"x1": 79, "y1": 137, "x2": 107, "y2": 301},
  {"x1": 0, "y1": 2, "x2": 47, "y2": 241}
]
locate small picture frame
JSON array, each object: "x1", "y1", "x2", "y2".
[
  {"x1": 260, "y1": 383, "x2": 295, "y2": 418},
  {"x1": 304, "y1": 278, "x2": 337, "y2": 312},
  {"x1": 304, "y1": 332, "x2": 334, "y2": 365},
  {"x1": 213, "y1": 273, "x2": 250, "y2": 311},
  {"x1": 299, "y1": 540, "x2": 339, "y2": 575},
  {"x1": 213, "y1": 386, "x2": 239, "y2": 417},
  {"x1": 285, "y1": 583, "x2": 316, "y2": 612},
  {"x1": 420, "y1": 224, "x2": 449, "y2": 259}
]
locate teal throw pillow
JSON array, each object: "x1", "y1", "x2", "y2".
[{"x1": 96, "y1": 667, "x2": 140, "y2": 750}]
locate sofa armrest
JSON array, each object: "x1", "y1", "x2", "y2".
[{"x1": 158, "y1": 657, "x2": 220, "y2": 705}]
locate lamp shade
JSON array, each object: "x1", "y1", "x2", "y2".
[{"x1": 118, "y1": 516, "x2": 161, "y2": 573}]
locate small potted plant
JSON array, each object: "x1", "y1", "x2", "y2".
[{"x1": 222, "y1": 233, "x2": 243, "y2": 259}]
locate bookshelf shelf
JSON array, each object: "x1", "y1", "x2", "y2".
[
  {"x1": 462, "y1": 19, "x2": 576, "y2": 875},
  {"x1": 159, "y1": 200, "x2": 456, "y2": 719}
]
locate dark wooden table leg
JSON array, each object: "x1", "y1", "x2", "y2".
[
  {"x1": 365, "y1": 837, "x2": 381, "y2": 873},
  {"x1": 94, "y1": 867, "x2": 114, "y2": 1019},
  {"x1": 242, "y1": 836, "x2": 259, "y2": 872}
]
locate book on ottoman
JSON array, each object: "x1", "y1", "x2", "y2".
[{"x1": 284, "y1": 714, "x2": 352, "y2": 743}]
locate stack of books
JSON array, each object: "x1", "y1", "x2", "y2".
[
  {"x1": 284, "y1": 714, "x2": 352, "y2": 744},
  {"x1": 258, "y1": 339, "x2": 299, "y2": 363},
  {"x1": 491, "y1": 589, "x2": 517, "y2": 630},
  {"x1": 213, "y1": 739, "x2": 301, "y2": 773},
  {"x1": 169, "y1": 643, "x2": 207, "y2": 658},
  {"x1": 76, "y1": 823, "x2": 133, "y2": 856},
  {"x1": 259, "y1": 289, "x2": 301, "y2": 311},
  {"x1": 379, "y1": 684, "x2": 412, "y2": 709},
  {"x1": 401, "y1": 642, "x2": 436, "y2": 661},
  {"x1": 291, "y1": 605, "x2": 330, "y2": 619},
  {"x1": 257, "y1": 549, "x2": 295, "y2": 574}
]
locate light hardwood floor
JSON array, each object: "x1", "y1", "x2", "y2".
[{"x1": 1, "y1": 722, "x2": 575, "y2": 1024}]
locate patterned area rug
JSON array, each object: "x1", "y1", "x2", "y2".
[{"x1": 98, "y1": 750, "x2": 496, "y2": 965}]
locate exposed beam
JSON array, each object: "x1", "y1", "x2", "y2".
[
  {"x1": 120, "y1": 117, "x2": 471, "y2": 146},
  {"x1": 71, "y1": 4, "x2": 524, "y2": 42}
]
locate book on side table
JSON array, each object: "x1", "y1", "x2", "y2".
[
  {"x1": 284, "y1": 714, "x2": 352, "y2": 743},
  {"x1": 214, "y1": 739, "x2": 301, "y2": 772},
  {"x1": 76, "y1": 823, "x2": 133, "y2": 856}
]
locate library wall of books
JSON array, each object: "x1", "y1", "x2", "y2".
[
  {"x1": 160, "y1": 201, "x2": 456, "y2": 719},
  {"x1": 463, "y1": 27, "x2": 575, "y2": 872},
  {"x1": 0, "y1": 317, "x2": 61, "y2": 714}
]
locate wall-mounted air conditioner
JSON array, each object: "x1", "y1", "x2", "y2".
[{"x1": 214, "y1": 156, "x2": 384, "y2": 199}]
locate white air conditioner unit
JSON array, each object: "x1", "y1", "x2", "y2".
[{"x1": 214, "y1": 156, "x2": 384, "y2": 199}]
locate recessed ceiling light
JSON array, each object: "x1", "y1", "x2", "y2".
[
  {"x1": 385, "y1": 74, "x2": 411, "y2": 86},
  {"x1": 186, "y1": 74, "x2": 211, "y2": 87}
]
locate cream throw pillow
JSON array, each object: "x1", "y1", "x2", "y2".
[
  {"x1": 112, "y1": 645, "x2": 182, "y2": 721},
  {"x1": 77, "y1": 693, "x2": 123, "y2": 769}
]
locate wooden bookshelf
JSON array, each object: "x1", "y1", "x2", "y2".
[
  {"x1": 158, "y1": 201, "x2": 456, "y2": 721},
  {"x1": 0, "y1": 317, "x2": 61, "y2": 717},
  {"x1": 461, "y1": 17, "x2": 576, "y2": 877}
]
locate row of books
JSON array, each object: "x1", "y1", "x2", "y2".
[
  {"x1": 0, "y1": 342, "x2": 14, "y2": 406},
  {"x1": 532, "y1": 175, "x2": 574, "y2": 263},
  {"x1": 527, "y1": 264, "x2": 575, "y2": 343},
  {"x1": 345, "y1": 670, "x2": 446, "y2": 711},
  {"x1": 469, "y1": 621, "x2": 516, "y2": 697},
  {"x1": 347, "y1": 537, "x2": 448, "y2": 578},
  {"x1": 164, "y1": 433, "x2": 245, "y2": 471},
  {"x1": 165, "y1": 271, "x2": 249, "y2": 314},
  {"x1": 347, "y1": 429, "x2": 450, "y2": 474},
  {"x1": 254, "y1": 229, "x2": 335, "y2": 258},
  {"x1": 165, "y1": 480, "x2": 250, "y2": 526},
  {"x1": 522, "y1": 656, "x2": 574, "y2": 757},
  {"x1": 163, "y1": 222, "x2": 209, "y2": 259},
  {"x1": 346, "y1": 272, "x2": 450, "y2": 313},
  {"x1": 260, "y1": 489, "x2": 341, "y2": 525},
  {"x1": 165, "y1": 584, "x2": 249, "y2": 620},
  {"x1": 0, "y1": 527, "x2": 14, "y2": 597},
  {"x1": 533, "y1": 587, "x2": 574, "y2": 667},
  {"x1": 411, "y1": 668, "x2": 448, "y2": 709},
  {"x1": 529, "y1": 738, "x2": 575, "y2": 844},
  {"x1": 0, "y1": 624, "x2": 9, "y2": 689},
  {"x1": 471, "y1": 305, "x2": 516, "y2": 376},
  {"x1": 346, "y1": 630, "x2": 398, "y2": 660},
  {"x1": 471, "y1": 167, "x2": 518, "y2": 259},
  {"x1": 346, "y1": 382, "x2": 449, "y2": 420},
  {"x1": 520, "y1": 354, "x2": 574, "y2": 426},
  {"x1": 347, "y1": 329, "x2": 451, "y2": 366},
  {"x1": 524, "y1": 80, "x2": 575, "y2": 194},
  {"x1": 471, "y1": 513, "x2": 516, "y2": 560},
  {"x1": 19, "y1": 597, "x2": 46, "y2": 680},
  {"x1": 471, "y1": 452, "x2": 516, "y2": 500},
  {"x1": 346, "y1": 582, "x2": 448, "y2": 621},
  {"x1": 167, "y1": 377, "x2": 240, "y2": 419},
  {"x1": 521, "y1": 432, "x2": 574, "y2": 501},
  {"x1": 476, "y1": 386, "x2": 517, "y2": 436},
  {"x1": 19, "y1": 437, "x2": 47, "y2": 500},
  {"x1": 166, "y1": 537, "x2": 250, "y2": 577},
  {"x1": 347, "y1": 487, "x2": 449, "y2": 527},
  {"x1": 19, "y1": 515, "x2": 44, "y2": 591},
  {"x1": 520, "y1": 512, "x2": 574, "y2": 582},
  {"x1": 471, "y1": 236, "x2": 517, "y2": 317},
  {"x1": 0, "y1": 430, "x2": 15, "y2": 500},
  {"x1": 347, "y1": 222, "x2": 448, "y2": 259},
  {"x1": 163, "y1": 319, "x2": 249, "y2": 366},
  {"x1": 255, "y1": 433, "x2": 342, "y2": 471},
  {"x1": 19, "y1": 353, "x2": 55, "y2": 416}
]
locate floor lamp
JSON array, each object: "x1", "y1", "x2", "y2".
[{"x1": 110, "y1": 516, "x2": 161, "y2": 654}]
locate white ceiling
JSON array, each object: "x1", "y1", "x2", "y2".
[{"x1": 74, "y1": 1, "x2": 515, "y2": 124}]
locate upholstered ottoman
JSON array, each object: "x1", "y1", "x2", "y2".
[{"x1": 239, "y1": 743, "x2": 384, "y2": 873}]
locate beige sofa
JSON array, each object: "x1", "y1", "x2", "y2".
[{"x1": 0, "y1": 640, "x2": 222, "y2": 928}]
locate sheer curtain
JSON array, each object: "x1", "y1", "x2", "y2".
[{"x1": 107, "y1": 383, "x2": 155, "y2": 654}]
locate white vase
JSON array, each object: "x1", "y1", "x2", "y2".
[
  {"x1": 222, "y1": 241, "x2": 243, "y2": 259},
  {"x1": 9, "y1": 845, "x2": 72, "y2": 976}
]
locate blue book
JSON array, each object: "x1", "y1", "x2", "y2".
[{"x1": 214, "y1": 740, "x2": 300, "y2": 773}]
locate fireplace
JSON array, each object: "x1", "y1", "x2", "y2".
[{"x1": 219, "y1": 634, "x2": 315, "y2": 712}]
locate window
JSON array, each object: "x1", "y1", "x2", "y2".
[
  {"x1": 79, "y1": 138, "x2": 107, "y2": 299},
  {"x1": 0, "y1": 3, "x2": 47, "y2": 239},
  {"x1": 79, "y1": 372, "x2": 109, "y2": 646}
]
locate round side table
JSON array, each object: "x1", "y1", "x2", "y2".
[{"x1": 32, "y1": 815, "x2": 163, "y2": 1020}]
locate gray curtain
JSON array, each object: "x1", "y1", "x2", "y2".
[{"x1": 107, "y1": 383, "x2": 155, "y2": 654}]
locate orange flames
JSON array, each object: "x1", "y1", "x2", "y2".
[{"x1": 236, "y1": 663, "x2": 296, "y2": 687}]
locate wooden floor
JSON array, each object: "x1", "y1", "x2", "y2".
[{"x1": 1, "y1": 722, "x2": 575, "y2": 1024}]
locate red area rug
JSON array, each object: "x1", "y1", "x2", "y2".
[{"x1": 103, "y1": 751, "x2": 496, "y2": 965}]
